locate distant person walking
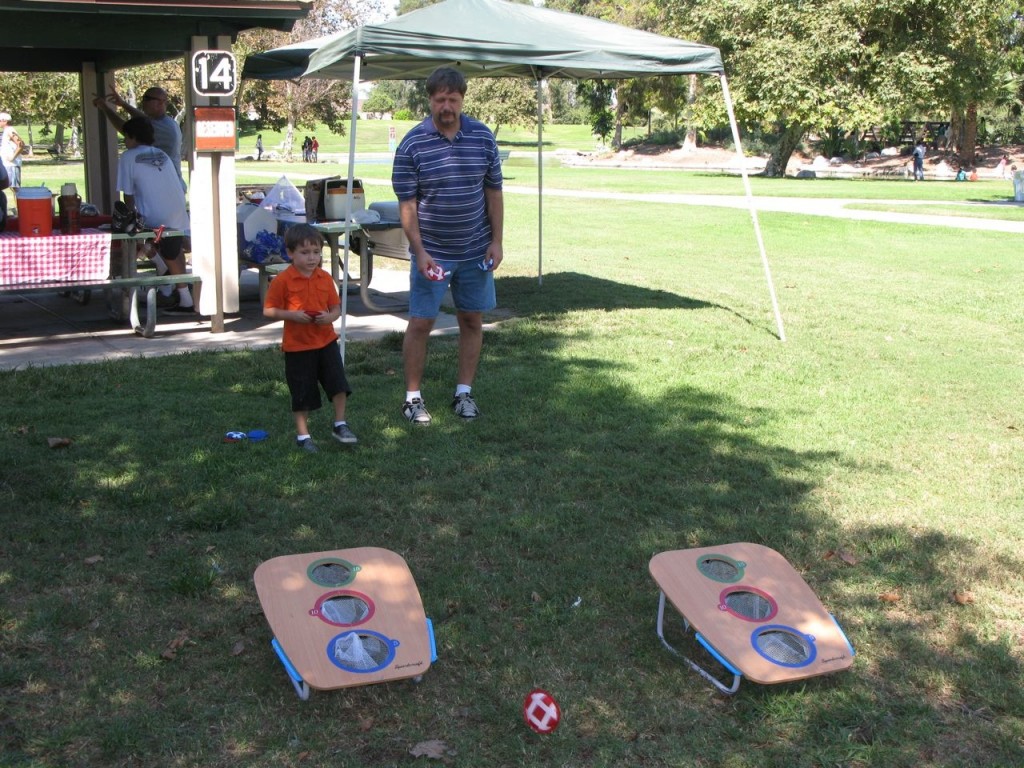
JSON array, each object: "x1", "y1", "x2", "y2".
[
  {"x1": 256, "y1": 134, "x2": 264, "y2": 161},
  {"x1": 0, "y1": 111, "x2": 25, "y2": 189},
  {"x1": 912, "y1": 140, "x2": 926, "y2": 181},
  {"x1": 996, "y1": 153, "x2": 1010, "y2": 180}
]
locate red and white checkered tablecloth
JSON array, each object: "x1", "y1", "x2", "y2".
[{"x1": 0, "y1": 229, "x2": 112, "y2": 287}]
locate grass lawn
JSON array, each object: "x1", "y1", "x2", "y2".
[{"x1": 1, "y1": 174, "x2": 1022, "y2": 766}]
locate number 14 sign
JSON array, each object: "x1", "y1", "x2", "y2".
[{"x1": 191, "y1": 51, "x2": 237, "y2": 98}]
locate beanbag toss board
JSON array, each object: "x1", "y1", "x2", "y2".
[
  {"x1": 254, "y1": 547, "x2": 436, "y2": 699},
  {"x1": 649, "y1": 543, "x2": 854, "y2": 694}
]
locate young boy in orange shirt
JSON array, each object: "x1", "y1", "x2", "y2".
[{"x1": 264, "y1": 224, "x2": 357, "y2": 452}]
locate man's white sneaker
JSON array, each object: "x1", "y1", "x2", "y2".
[
  {"x1": 402, "y1": 398, "x2": 432, "y2": 425},
  {"x1": 451, "y1": 393, "x2": 480, "y2": 419}
]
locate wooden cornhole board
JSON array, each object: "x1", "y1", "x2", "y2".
[
  {"x1": 254, "y1": 547, "x2": 434, "y2": 699},
  {"x1": 649, "y1": 542, "x2": 854, "y2": 694}
]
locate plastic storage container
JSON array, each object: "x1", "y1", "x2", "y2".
[
  {"x1": 324, "y1": 181, "x2": 364, "y2": 221},
  {"x1": 16, "y1": 187, "x2": 54, "y2": 237}
]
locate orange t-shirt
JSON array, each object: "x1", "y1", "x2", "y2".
[{"x1": 264, "y1": 265, "x2": 340, "y2": 352}]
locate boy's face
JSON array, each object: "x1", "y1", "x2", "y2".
[{"x1": 289, "y1": 239, "x2": 323, "y2": 275}]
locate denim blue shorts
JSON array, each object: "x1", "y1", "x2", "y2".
[{"x1": 408, "y1": 257, "x2": 496, "y2": 318}]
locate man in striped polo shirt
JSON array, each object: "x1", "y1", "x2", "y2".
[{"x1": 392, "y1": 67, "x2": 505, "y2": 425}]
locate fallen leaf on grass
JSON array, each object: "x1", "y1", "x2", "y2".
[
  {"x1": 47, "y1": 437, "x2": 73, "y2": 449},
  {"x1": 878, "y1": 591, "x2": 902, "y2": 603},
  {"x1": 358, "y1": 717, "x2": 374, "y2": 732},
  {"x1": 952, "y1": 590, "x2": 975, "y2": 605},
  {"x1": 531, "y1": 591, "x2": 542, "y2": 603},
  {"x1": 410, "y1": 739, "x2": 453, "y2": 759},
  {"x1": 161, "y1": 632, "x2": 190, "y2": 661},
  {"x1": 230, "y1": 640, "x2": 246, "y2": 656},
  {"x1": 824, "y1": 548, "x2": 859, "y2": 566},
  {"x1": 16, "y1": 425, "x2": 30, "y2": 435},
  {"x1": 83, "y1": 555, "x2": 104, "y2": 566}
]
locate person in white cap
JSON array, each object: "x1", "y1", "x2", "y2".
[{"x1": 0, "y1": 111, "x2": 25, "y2": 190}]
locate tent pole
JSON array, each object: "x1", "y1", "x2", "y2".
[
  {"x1": 339, "y1": 56, "x2": 362, "y2": 361},
  {"x1": 719, "y1": 73, "x2": 786, "y2": 342},
  {"x1": 536, "y1": 77, "x2": 544, "y2": 285}
]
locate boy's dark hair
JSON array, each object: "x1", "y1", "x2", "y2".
[
  {"x1": 122, "y1": 116, "x2": 155, "y2": 146},
  {"x1": 284, "y1": 223, "x2": 324, "y2": 252},
  {"x1": 426, "y1": 66, "x2": 467, "y2": 97}
]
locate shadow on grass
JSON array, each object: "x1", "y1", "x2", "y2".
[
  {"x1": 497, "y1": 270, "x2": 771, "y2": 335},
  {"x1": 0, "y1": 318, "x2": 1020, "y2": 766},
  {"x1": 497, "y1": 270, "x2": 711, "y2": 315}
]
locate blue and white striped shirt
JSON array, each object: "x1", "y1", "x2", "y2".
[{"x1": 392, "y1": 114, "x2": 503, "y2": 261}]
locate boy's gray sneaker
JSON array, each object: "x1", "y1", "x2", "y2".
[
  {"x1": 297, "y1": 437, "x2": 319, "y2": 453},
  {"x1": 451, "y1": 392, "x2": 480, "y2": 419},
  {"x1": 332, "y1": 423, "x2": 358, "y2": 444},
  {"x1": 402, "y1": 398, "x2": 432, "y2": 425}
]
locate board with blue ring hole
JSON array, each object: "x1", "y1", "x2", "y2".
[
  {"x1": 254, "y1": 547, "x2": 436, "y2": 699},
  {"x1": 649, "y1": 542, "x2": 854, "y2": 694}
]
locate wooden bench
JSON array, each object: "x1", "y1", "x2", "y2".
[
  {"x1": 0, "y1": 273, "x2": 201, "y2": 338},
  {"x1": 239, "y1": 259, "x2": 289, "y2": 304}
]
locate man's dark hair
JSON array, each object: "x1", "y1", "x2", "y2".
[
  {"x1": 426, "y1": 67, "x2": 467, "y2": 97},
  {"x1": 122, "y1": 117, "x2": 155, "y2": 146}
]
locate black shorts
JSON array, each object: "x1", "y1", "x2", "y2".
[
  {"x1": 158, "y1": 235, "x2": 184, "y2": 262},
  {"x1": 284, "y1": 340, "x2": 352, "y2": 413}
]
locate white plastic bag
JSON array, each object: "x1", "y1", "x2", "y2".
[{"x1": 261, "y1": 175, "x2": 305, "y2": 215}]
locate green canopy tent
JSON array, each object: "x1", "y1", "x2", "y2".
[{"x1": 244, "y1": 0, "x2": 784, "y2": 342}]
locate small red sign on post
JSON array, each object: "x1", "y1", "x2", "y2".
[
  {"x1": 194, "y1": 107, "x2": 236, "y2": 153},
  {"x1": 523, "y1": 689, "x2": 561, "y2": 734}
]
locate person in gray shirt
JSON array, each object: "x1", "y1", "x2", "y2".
[{"x1": 95, "y1": 86, "x2": 186, "y2": 192}]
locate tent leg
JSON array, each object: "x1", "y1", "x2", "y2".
[
  {"x1": 536, "y1": 76, "x2": 544, "y2": 286},
  {"x1": 339, "y1": 57, "x2": 363, "y2": 362},
  {"x1": 719, "y1": 73, "x2": 786, "y2": 342}
]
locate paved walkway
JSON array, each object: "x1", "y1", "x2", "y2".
[
  {"x1": 0, "y1": 267, "x2": 456, "y2": 371},
  {"x1": 518, "y1": 186, "x2": 1024, "y2": 234}
]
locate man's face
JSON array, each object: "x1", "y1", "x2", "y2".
[
  {"x1": 142, "y1": 91, "x2": 168, "y2": 119},
  {"x1": 429, "y1": 88, "x2": 463, "y2": 133}
]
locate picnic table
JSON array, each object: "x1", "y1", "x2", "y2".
[{"x1": 0, "y1": 226, "x2": 198, "y2": 337}]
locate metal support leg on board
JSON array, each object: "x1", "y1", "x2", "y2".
[{"x1": 656, "y1": 591, "x2": 742, "y2": 695}]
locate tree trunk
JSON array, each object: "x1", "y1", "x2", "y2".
[
  {"x1": 682, "y1": 74, "x2": 698, "y2": 153},
  {"x1": 612, "y1": 97, "x2": 624, "y2": 149},
  {"x1": 962, "y1": 103, "x2": 978, "y2": 168},
  {"x1": 949, "y1": 109, "x2": 964, "y2": 155},
  {"x1": 763, "y1": 123, "x2": 804, "y2": 177}
]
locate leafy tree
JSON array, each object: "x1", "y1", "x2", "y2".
[
  {"x1": 667, "y1": 0, "x2": 1022, "y2": 174},
  {"x1": 667, "y1": 0, "x2": 890, "y2": 176},
  {"x1": 576, "y1": 80, "x2": 616, "y2": 145},
  {"x1": 236, "y1": 0, "x2": 389, "y2": 156},
  {"x1": 369, "y1": 79, "x2": 428, "y2": 117},
  {"x1": 856, "y1": 0, "x2": 1020, "y2": 165},
  {"x1": 362, "y1": 87, "x2": 396, "y2": 118},
  {"x1": 464, "y1": 78, "x2": 537, "y2": 138}
]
